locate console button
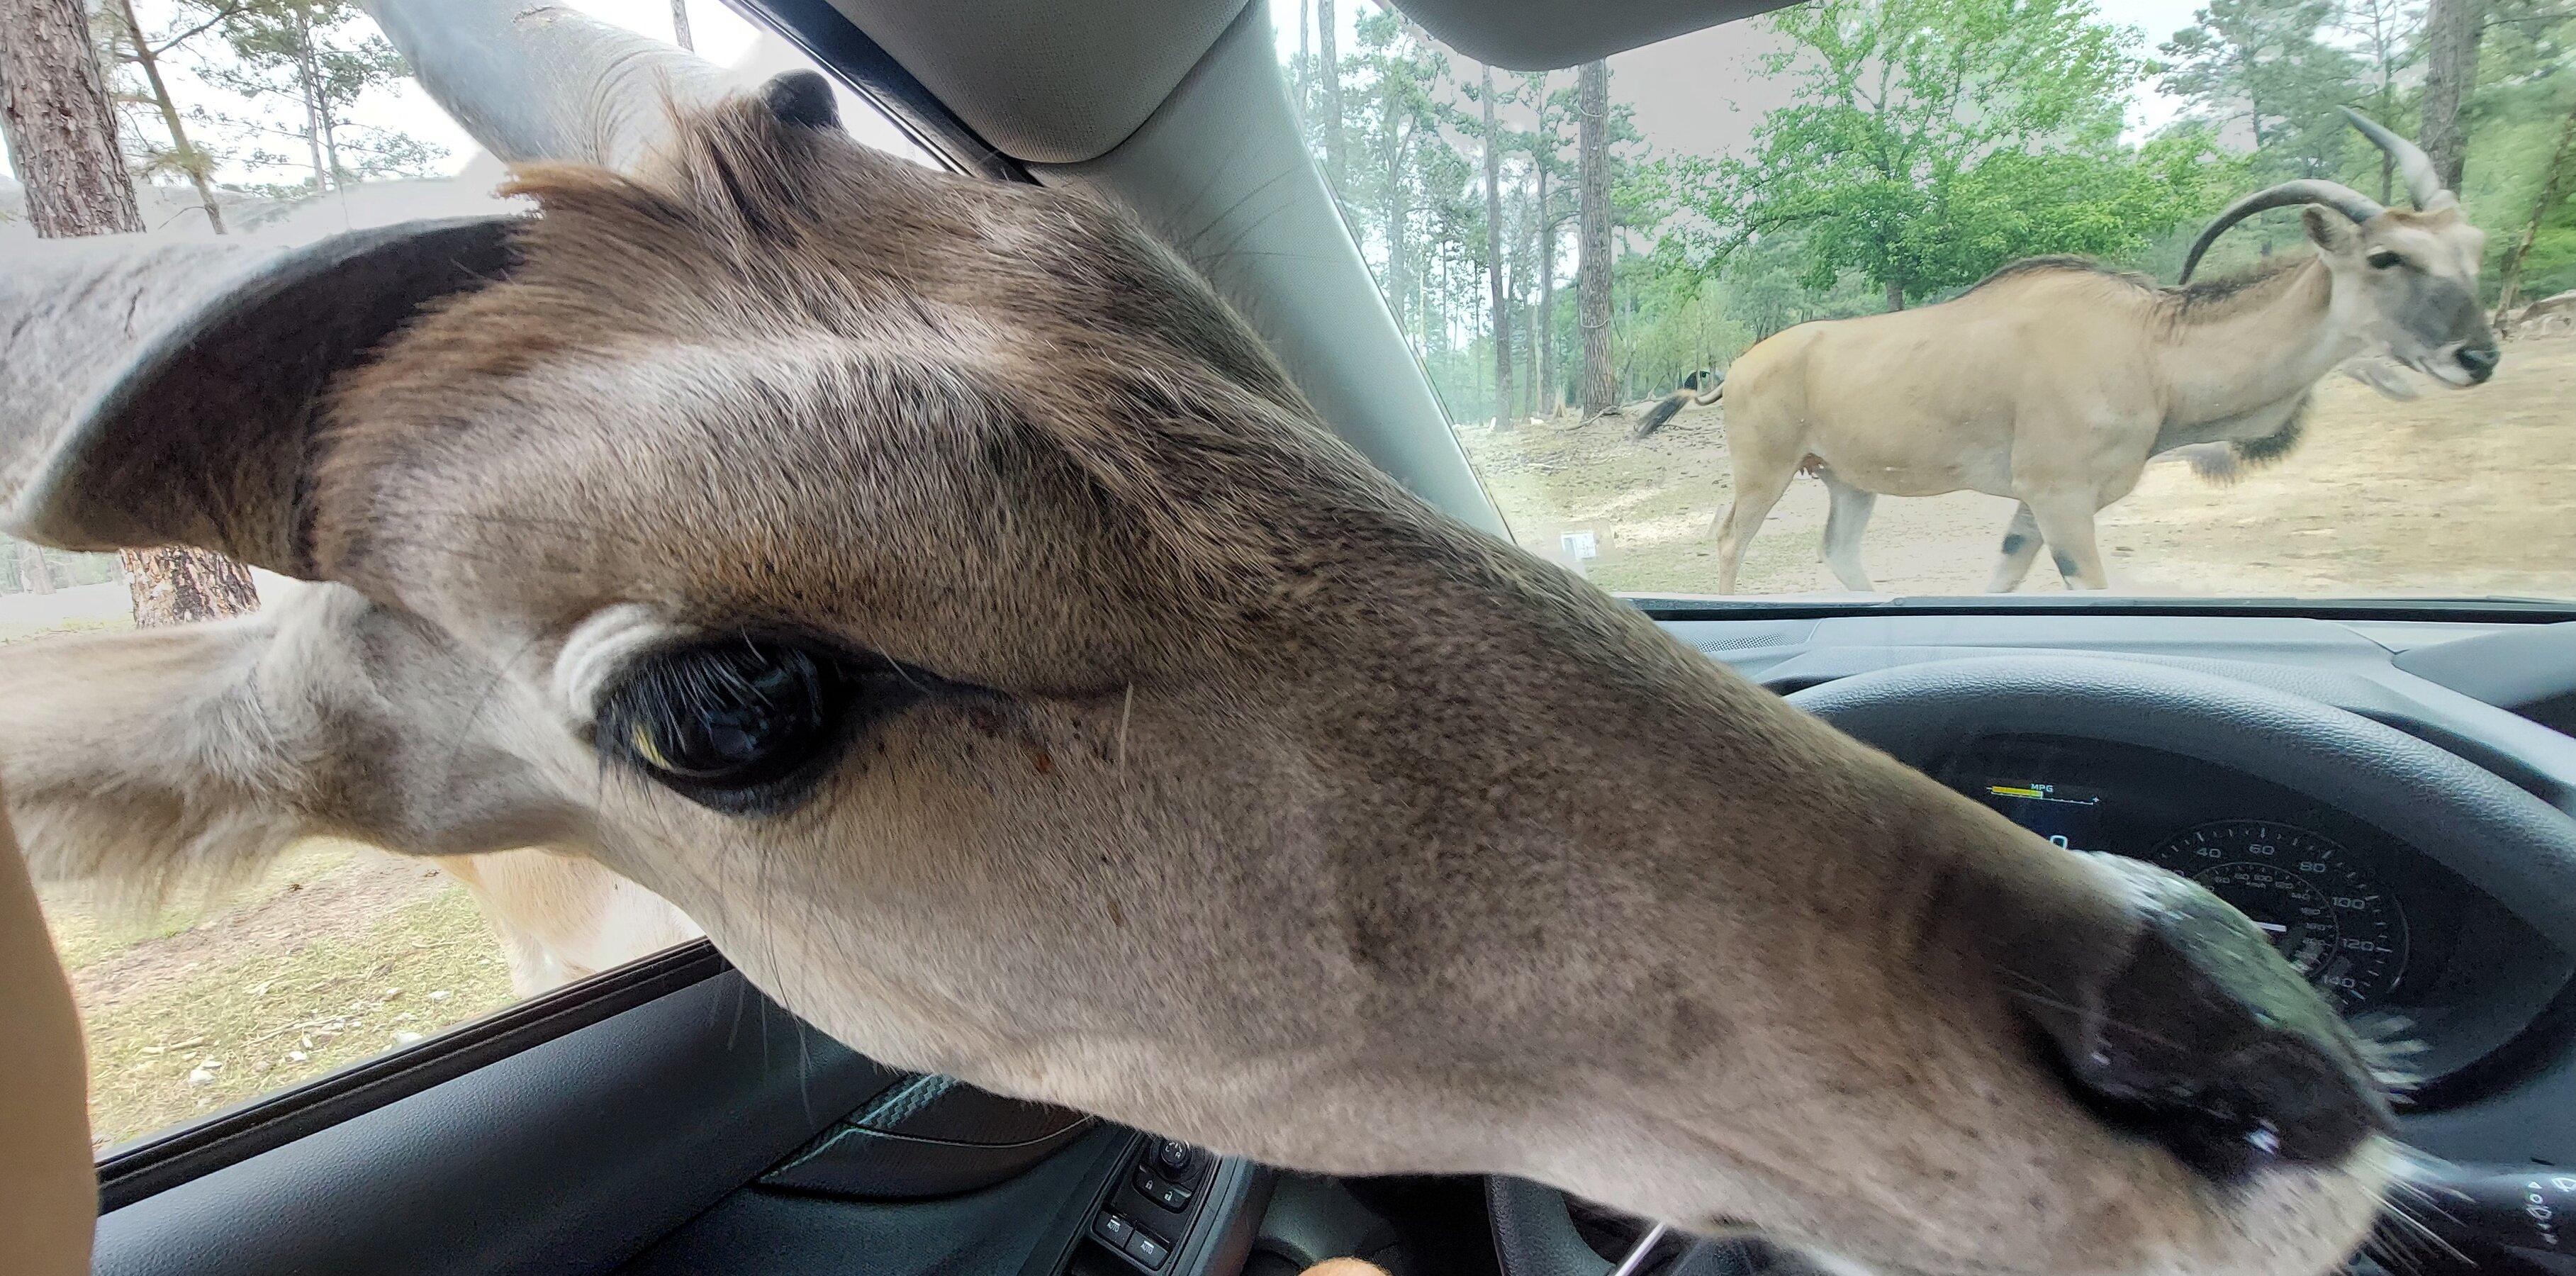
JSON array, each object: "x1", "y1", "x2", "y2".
[
  {"x1": 1153, "y1": 1139, "x2": 1194, "y2": 1177},
  {"x1": 1126, "y1": 1230, "x2": 1170, "y2": 1269},
  {"x1": 1095, "y1": 1212, "x2": 1135, "y2": 1248},
  {"x1": 1135, "y1": 1168, "x2": 1192, "y2": 1211}
]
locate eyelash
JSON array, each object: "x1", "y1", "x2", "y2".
[{"x1": 595, "y1": 637, "x2": 900, "y2": 815}]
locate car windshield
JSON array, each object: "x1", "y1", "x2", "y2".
[{"x1": 1270, "y1": 0, "x2": 2576, "y2": 602}]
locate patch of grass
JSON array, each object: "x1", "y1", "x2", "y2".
[
  {"x1": 79, "y1": 885, "x2": 513, "y2": 1150},
  {"x1": 43, "y1": 843, "x2": 361, "y2": 970}
]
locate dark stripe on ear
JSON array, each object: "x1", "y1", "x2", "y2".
[{"x1": 3, "y1": 217, "x2": 518, "y2": 577}]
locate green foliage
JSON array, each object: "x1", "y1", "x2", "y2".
[
  {"x1": 1686, "y1": 0, "x2": 2190, "y2": 306},
  {"x1": 200, "y1": 0, "x2": 442, "y2": 194},
  {"x1": 2161, "y1": 0, "x2": 2364, "y2": 179},
  {"x1": 0, "y1": 542, "x2": 123, "y2": 594},
  {"x1": 1283, "y1": 0, "x2": 2576, "y2": 418}
]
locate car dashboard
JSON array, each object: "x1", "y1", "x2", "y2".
[
  {"x1": 1947, "y1": 733, "x2": 2565, "y2": 1082},
  {"x1": 1660, "y1": 609, "x2": 2576, "y2": 1167}
]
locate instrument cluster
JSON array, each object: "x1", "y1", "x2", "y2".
[{"x1": 1943, "y1": 735, "x2": 2572, "y2": 1084}]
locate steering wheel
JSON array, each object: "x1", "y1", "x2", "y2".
[{"x1": 1489, "y1": 654, "x2": 2576, "y2": 1276}]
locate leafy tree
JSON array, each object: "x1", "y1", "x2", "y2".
[
  {"x1": 1476, "y1": 64, "x2": 1513, "y2": 425},
  {"x1": 1516, "y1": 70, "x2": 1575, "y2": 417},
  {"x1": 1577, "y1": 59, "x2": 1615, "y2": 410},
  {"x1": 196, "y1": 0, "x2": 441, "y2": 195},
  {"x1": 2161, "y1": 0, "x2": 2363, "y2": 181},
  {"x1": 2461, "y1": 0, "x2": 2576, "y2": 296},
  {"x1": 2495, "y1": 92, "x2": 2576, "y2": 315},
  {"x1": 1328, "y1": 11, "x2": 1452, "y2": 340},
  {"x1": 2333, "y1": 0, "x2": 2424, "y2": 201},
  {"x1": 2423, "y1": 0, "x2": 2485, "y2": 187},
  {"x1": 95, "y1": 0, "x2": 243, "y2": 231},
  {"x1": 1698, "y1": 0, "x2": 2155, "y2": 308}
]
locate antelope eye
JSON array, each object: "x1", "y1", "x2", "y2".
[
  {"x1": 2366, "y1": 248, "x2": 2403, "y2": 269},
  {"x1": 599, "y1": 639, "x2": 843, "y2": 811}
]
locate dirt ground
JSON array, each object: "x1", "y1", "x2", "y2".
[
  {"x1": 1465, "y1": 330, "x2": 2576, "y2": 600},
  {"x1": 40, "y1": 844, "x2": 516, "y2": 1150}
]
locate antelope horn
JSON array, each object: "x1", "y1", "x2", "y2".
[
  {"x1": 359, "y1": 0, "x2": 736, "y2": 172},
  {"x1": 2179, "y1": 180, "x2": 2387, "y2": 284},
  {"x1": 2340, "y1": 106, "x2": 2449, "y2": 210}
]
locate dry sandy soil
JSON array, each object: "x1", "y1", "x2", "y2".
[
  {"x1": 42, "y1": 845, "x2": 517, "y2": 1148},
  {"x1": 1465, "y1": 330, "x2": 2576, "y2": 600}
]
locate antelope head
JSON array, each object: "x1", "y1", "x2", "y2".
[
  {"x1": 2181, "y1": 108, "x2": 2497, "y2": 388},
  {"x1": 0, "y1": 18, "x2": 2399, "y2": 1275}
]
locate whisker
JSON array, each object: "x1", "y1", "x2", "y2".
[
  {"x1": 2378, "y1": 1195, "x2": 2472, "y2": 1267},
  {"x1": 1987, "y1": 965, "x2": 2190, "y2": 1051},
  {"x1": 876, "y1": 650, "x2": 929, "y2": 694},
  {"x1": 1116, "y1": 682, "x2": 1134, "y2": 775}
]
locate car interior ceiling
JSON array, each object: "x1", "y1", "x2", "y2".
[{"x1": 47, "y1": 1, "x2": 2576, "y2": 1275}]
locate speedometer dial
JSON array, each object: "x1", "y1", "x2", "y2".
[{"x1": 2144, "y1": 820, "x2": 2410, "y2": 1009}]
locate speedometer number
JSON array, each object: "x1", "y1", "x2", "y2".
[{"x1": 2144, "y1": 820, "x2": 2411, "y2": 1010}]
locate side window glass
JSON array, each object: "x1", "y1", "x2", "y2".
[{"x1": 3, "y1": 0, "x2": 924, "y2": 1155}]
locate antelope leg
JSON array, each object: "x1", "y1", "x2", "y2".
[
  {"x1": 1818, "y1": 471, "x2": 1878, "y2": 592},
  {"x1": 1987, "y1": 503, "x2": 2044, "y2": 593}
]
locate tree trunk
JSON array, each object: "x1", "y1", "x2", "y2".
[
  {"x1": 671, "y1": 0, "x2": 693, "y2": 50},
  {"x1": 1522, "y1": 168, "x2": 1539, "y2": 423},
  {"x1": 1296, "y1": 0, "x2": 1309, "y2": 97},
  {"x1": 15, "y1": 543, "x2": 54, "y2": 596},
  {"x1": 1383, "y1": 115, "x2": 1411, "y2": 338},
  {"x1": 0, "y1": 0, "x2": 147, "y2": 236},
  {"x1": 111, "y1": 0, "x2": 223, "y2": 233},
  {"x1": 1537, "y1": 174, "x2": 1556, "y2": 418},
  {"x1": 2421, "y1": 0, "x2": 2485, "y2": 191},
  {"x1": 1316, "y1": 0, "x2": 1345, "y2": 191},
  {"x1": 1885, "y1": 277, "x2": 1905, "y2": 311},
  {"x1": 295, "y1": 30, "x2": 327, "y2": 189},
  {"x1": 2496, "y1": 96, "x2": 2576, "y2": 326},
  {"x1": 305, "y1": 15, "x2": 343, "y2": 192},
  {"x1": 1525, "y1": 167, "x2": 1545, "y2": 418},
  {"x1": 1482, "y1": 67, "x2": 1513, "y2": 430},
  {"x1": 1576, "y1": 60, "x2": 1614, "y2": 416},
  {"x1": 0, "y1": 0, "x2": 259, "y2": 626},
  {"x1": 121, "y1": 545, "x2": 258, "y2": 623}
]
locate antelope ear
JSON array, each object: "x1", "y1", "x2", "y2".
[
  {"x1": 0, "y1": 216, "x2": 517, "y2": 578},
  {"x1": 2302, "y1": 205, "x2": 2361, "y2": 255}
]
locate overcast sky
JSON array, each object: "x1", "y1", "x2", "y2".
[
  {"x1": 1265, "y1": 0, "x2": 2220, "y2": 166},
  {"x1": 7, "y1": 0, "x2": 2226, "y2": 192}
]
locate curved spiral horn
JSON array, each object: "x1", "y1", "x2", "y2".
[
  {"x1": 2339, "y1": 106, "x2": 2448, "y2": 210},
  {"x1": 2178, "y1": 180, "x2": 2387, "y2": 283}
]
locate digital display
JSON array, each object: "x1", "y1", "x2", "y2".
[{"x1": 1979, "y1": 780, "x2": 2107, "y2": 854}]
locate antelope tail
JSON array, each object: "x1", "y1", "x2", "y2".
[
  {"x1": 1633, "y1": 392, "x2": 1690, "y2": 439},
  {"x1": 1633, "y1": 369, "x2": 1723, "y2": 440}
]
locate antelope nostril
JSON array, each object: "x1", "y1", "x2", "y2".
[
  {"x1": 2024, "y1": 863, "x2": 2392, "y2": 1182},
  {"x1": 2458, "y1": 345, "x2": 2500, "y2": 381}
]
